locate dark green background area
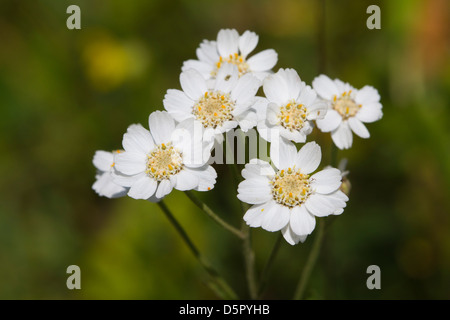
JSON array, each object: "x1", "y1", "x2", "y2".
[{"x1": 0, "y1": 0, "x2": 449, "y2": 299}]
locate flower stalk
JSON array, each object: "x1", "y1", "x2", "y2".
[{"x1": 157, "y1": 200, "x2": 238, "y2": 299}]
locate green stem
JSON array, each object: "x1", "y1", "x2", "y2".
[
  {"x1": 241, "y1": 222, "x2": 258, "y2": 299},
  {"x1": 225, "y1": 132, "x2": 258, "y2": 299},
  {"x1": 293, "y1": 219, "x2": 325, "y2": 300},
  {"x1": 184, "y1": 190, "x2": 244, "y2": 240},
  {"x1": 157, "y1": 200, "x2": 238, "y2": 300},
  {"x1": 258, "y1": 233, "x2": 283, "y2": 298}
]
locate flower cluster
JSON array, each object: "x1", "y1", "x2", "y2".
[{"x1": 93, "y1": 29, "x2": 383, "y2": 245}]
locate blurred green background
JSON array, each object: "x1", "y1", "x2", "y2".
[{"x1": 0, "y1": 0, "x2": 449, "y2": 299}]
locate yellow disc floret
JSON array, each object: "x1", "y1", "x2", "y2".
[
  {"x1": 212, "y1": 53, "x2": 249, "y2": 77},
  {"x1": 192, "y1": 91, "x2": 235, "y2": 129},
  {"x1": 332, "y1": 91, "x2": 361, "y2": 119},
  {"x1": 278, "y1": 100, "x2": 308, "y2": 131},
  {"x1": 146, "y1": 143, "x2": 183, "y2": 181},
  {"x1": 271, "y1": 167, "x2": 311, "y2": 207}
]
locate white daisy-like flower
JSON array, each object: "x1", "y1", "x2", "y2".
[
  {"x1": 312, "y1": 74, "x2": 383, "y2": 149},
  {"x1": 237, "y1": 140, "x2": 349, "y2": 245},
  {"x1": 164, "y1": 63, "x2": 261, "y2": 142},
  {"x1": 256, "y1": 68, "x2": 328, "y2": 143},
  {"x1": 113, "y1": 111, "x2": 217, "y2": 201},
  {"x1": 182, "y1": 28, "x2": 278, "y2": 82},
  {"x1": 92, "y1": 150, "x2": 127, "y2": 198}
]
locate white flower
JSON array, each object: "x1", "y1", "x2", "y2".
[
  {"x1": 92, "y1": 150, "x2": 127, "y2": 198},
  {"x1": 113, "y1": 111, "x2": 217, "y2": 201},
  {"x1": 256, "y1": 68, "x2": 328, "y2": 143},
  {"x1": 312, "y1": 74, "x2": 383, "y2": 149},
  {"x1": 164, "y1": 63, "x2": 261, "y2": 142},
  {"x1": 182, "y1": 28, "x2": 278, "y2": 82},
  {"x1": 237, "y1": 140, "x2": 349, "y2": 245}
]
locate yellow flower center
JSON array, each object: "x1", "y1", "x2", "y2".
[
  {"x1": 146, "y1": 143, "x2": 183, "y2": 181},
  {"x1": 332, "y1": 91, "x2": 361, "y2": 119},
  {"x1": 212, "y1": 53, "x2": 249, "y2": 77},
  {"x1": 192, "y1": 91, "x2": 235, "y2": 129},
  {"x1": 278, "y1": 100, "x2": 308, "y2": 131},
  {"x1": 271, "y1": 167, "x2": 311, "y2": 207}
]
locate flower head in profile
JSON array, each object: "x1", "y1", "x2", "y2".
[
  {"x1": 182, "y1": 28, "x2": 278, "y2": 82},
  {"x1": 164, "y1": 63, "x2": 261, "y2": 142},
  {"x1": 237, "y1": 140, "x2": 348, "y2": 245},
  {"x1": 92, "y1": 150, "x2": 127, "y2": 198},
  {"x1": 256, "y1": 68, "x2": 328, "y2": 144},
  {"x1": 312, "y1": 74, "x2": 383, "y2": 149},
  {"x1": 113, "y1": 111, "x2": 217, "y2": 201}
]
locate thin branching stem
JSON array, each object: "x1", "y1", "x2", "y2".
[
  {"x1": 293, "y1": 218, "x2": 325, "y2": 300},
  {"x1": 258, "y1": 233, "x2": 283, "y2": 298},
  {"x1": 157, "y1": 200, "x2": 238, "y2": 300},
  {"x1": 184, "y1": 190, "x2": 245, "y2": 240}
]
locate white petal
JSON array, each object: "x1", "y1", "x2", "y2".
[
  {"x1": 305, "y1": 193, "x2": 337, "y2": 217},
  {"x1": 173, "y1": 169, "x2": 200, "y2": 191},
  {"x1": 297, "y1": 85, "x2": 317, "y2": 106},
  {"x1": 348, "y1": 117, "x2": 370, "y2": 138},
  {"x1": 289, "y1": 205, "x2": 316, "y2": 236},
  {"x1": 356, "y1": 102, "x2": 383, "y2": 123},
  {"x1": 182, "y1": 59, "x2": 214, "y2": 78},
  {"x1": 231, "y1": 73, "x2": 261, "y2": 105},
  {"x1": 307, "y1": 100, "x2": 329, "y2": 120},
  {"x1": 355, "y1": 85, "x2": 380, "y2": 104},
  {"x1": 155, "y1": 179, "x2": 173, "y2": 199},
  {"x1": 282, "y1": 224, "x2": 308, "y2": 245},
  {"x1": 92, "y1": 171, "x2": 127, "y2": 198},
  {"x1": 262, "y1": 203, "x2": 290, "y2": 232},
  {"x1": 316, "y1": 109, "x2": 342, "y2": 132},
  {"x1": 278, "y1": 68, "x2": 302, "y2": 100},
  {"x1": 280, "y1": 126, "x2": 307, "y2": 143},
  {"x1": 214, "y1": 63, "x2": 239, "y2": 93},
  {"x1": 180, "y1": 69, "x2": 208, "y2": 101},
  {"x1": 190, "y1": 165, "x2": 217, "y2": 191},
  {"x1": 253, "y1": 96, "x2": 270, "y2": 121},
  {"x1": 241, "y1": 159, "x2": 275, "y2": 180},
  {"x1": 310, "y1": 168, "x2": 342, "y2": 194},
  {"x1": 111, "y1": 170, "x2": 144, "y2": 188},
  {"x1": 237, "y1": 178, "x2": 272, "y2": 204},
  {"x1": 247, "y1": 49, "x2": 278, "y2": 72},
  {"x1": 331, "y1": 121, "x2": 353, "y2": 150},
  {"x1": 244, "y1": 201, "x2": 274, "y2": 228},
  {"x1": 239, "y1": 30, "x2": 259, "y2": 58},
  {"x1": 122, "y1": 124, "x2": 154, "y2": 154},
  {"x1": 234, "y1": 109, "x2": 257, "y2": 132},
  {"x1": 196, "y1": 40, "x2": 219, "y2": 64},
  {"x1": 115, "y1": 151, "x2": 146, "y2": 175},
  {"x1": 148, "y1": 111, "x2": 176, "y2": 145},
  {"x1": 163, "y1": 89, "x2": 194, "y2": 123},
  {"x1": 263, "y1": 72, "x2": 289, "y2": 104},
  {"x1": 128, "y1": 175, "x2": 157, "y2": 200},
  {"x1": 295, "y1": 142, "x2": 322, "y2": 174},
  {"x1": 266, "y1": 102, "x2": 280, "y2": 125},
  {"x1": 270, "y1": 137, "x2": 297, "y2": 170},
  {"x1": 172, "y1": 119, "x2": 209, "y2": 167},
  {"x1": 217, "y1": 29, "x2": 240, "y2": 57},
  {"x1": 312, "y1": 74, "x2": 340, "y2": 100},
  {"x1": 93, "y1": 151, "x2": 113, "y2": 171}
]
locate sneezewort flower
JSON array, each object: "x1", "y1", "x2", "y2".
[
  {"x1": 237, "y1": 140, "x2": 348, "y2": 245},
  {"x1": 113, "y1": 111, "x2": 217, "y2": 201},
  {"x1": 164, "y1": 63, "x2": 261, "y2": 142},
  {"x1": 312, "y1": 74, "x2": 383, "y2": 149},
  {"x1": 92, "y1": 150, "x2": 127, "y2": 198},
  {"x1": 256, "y1": 68, "x2": 328, "y2": 144},
  {"x1": 182, "y1": 28, "x2": 278, "y2": 82}
]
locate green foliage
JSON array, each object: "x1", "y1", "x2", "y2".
[{"x1": 0, "y1": 0, "x2": 449, "y2": 299}]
